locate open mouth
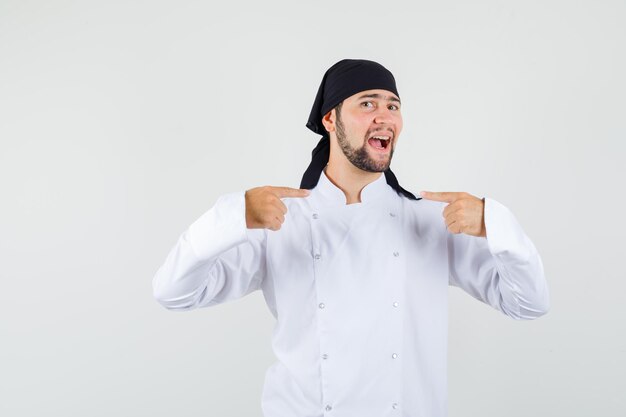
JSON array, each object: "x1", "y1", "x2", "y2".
[{"x1": 367, "y1": 135, "x2": 391, "y2": 151}]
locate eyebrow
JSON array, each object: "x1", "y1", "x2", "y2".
[{"x1": 357, "y1": 93, "x2": 401, "y2": 104}]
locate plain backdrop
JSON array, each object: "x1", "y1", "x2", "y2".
[{"x1": 1, "y1": 0, "x2": 624, "y2": 416}]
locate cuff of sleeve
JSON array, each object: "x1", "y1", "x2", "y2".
[
  {"x1": 484, "y1": 197, "x2": 536, "y2": 262},
  {"x1": 188, "y1": 191, "x2": 249, "y2": 260}
]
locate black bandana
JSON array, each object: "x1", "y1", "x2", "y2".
[{"x1": 299, "y1": 58, "x2": 420, "y2": 201}]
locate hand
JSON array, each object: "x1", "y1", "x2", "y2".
[
  {"x1": 245, "y1": 186, "x2": 310, "y2": 231},
  {"x1": 419, "y1": 191, "x2": 486, "y2": 237}
]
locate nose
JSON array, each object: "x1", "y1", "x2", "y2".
[{"x1": 373, "y1": 106, "x2": 394, "y2": 124}]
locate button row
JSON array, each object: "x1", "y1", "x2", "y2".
[
  {"x1": 312, "y1": 212, "x2": 397, "y2": 219},
  {"x1": 318, "y1": 301, "x2": 399, "y2": 308},
  {"x1": 314, "y1": 251, "x2": 399, "y2": 260},
  {"x1": 323, "y1": 403, "x2": 399, "y2": 412},
  {"x1": 311, "y1": 212, "x2": 399, "y2": 261},
  {"x1": 320, "y1": 352, "x2": 397, "y2": 360},
  {"x1": 312, "y1": 210, "x2": 400, "y2": 414}
]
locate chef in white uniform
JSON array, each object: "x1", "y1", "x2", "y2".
[{"x1": 152, "y1": 58, "x2": 550, "y2": 417}]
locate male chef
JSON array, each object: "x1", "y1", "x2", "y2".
[{"x1": 153, "y1": 58, "x2": 550, "y2": 417}]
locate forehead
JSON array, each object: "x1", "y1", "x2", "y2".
[{"x1": 345, "y1": 89, "x2": 401, "y2": 103}]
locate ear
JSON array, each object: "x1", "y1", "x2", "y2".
[{"x1": 321, "y1": 109, "x2": 335, "y2": 133}]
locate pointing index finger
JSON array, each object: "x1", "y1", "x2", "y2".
[
  {"x1": 271, "y1": 186, "x2": 311, "y2": 199},
  {"x1": 419, "y1": 191, "x2": 459, "y2": 203}
]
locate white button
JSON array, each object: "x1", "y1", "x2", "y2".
[
  {"x1": 389, "y1": 212, "x2": 396, "y2": 217},
  {"x1": 393, "y1": 302, "x2": 399, "y2": 307},
  {"x1": 322, "y1": 354, "x2": 328, "y2": 360},
  {"x1": 319, "y1": 303, "x2": 325, "y2": 309},
  {"x1": 392, "y1": 353, "x2": 398, "y2": 359},
  {"x1": 325, "y1": 404, "x2": 332, "y2": 411},
  {"x1": 393, "y1": 251, "x2": 399, "y2": 257},
  {"x1": 312, "y1": 213, "x2": 319, "y2": 219},
  {"x1": 392, "y1": 402, "x2": 398, "y2": 409},
  {"x1": 314, "y1": 253, "x2": 321, "y2": 260}
]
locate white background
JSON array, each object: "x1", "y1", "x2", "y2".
[{"x1": 1, "y1": 0, "x2": 624, "y2": 416}]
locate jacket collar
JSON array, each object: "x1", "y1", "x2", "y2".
[{"x1": 313, "y1": 167, "x2": 391, "y2": 207}]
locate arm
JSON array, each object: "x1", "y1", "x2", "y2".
[
  {"x1": 152, "y1": 191, "x2": 266, "y2": 311},
  {"x1": 447, "y1": 197, "x2": 550, "y2": 320}
]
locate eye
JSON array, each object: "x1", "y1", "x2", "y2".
[
  {"x1": 360, "y1": 101, "x2": 374, "y2": 108},
  {"x1": 389, "y1": 104, "x2": 400, "y2": 111}
]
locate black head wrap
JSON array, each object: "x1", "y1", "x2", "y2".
[{"x1": 300, "y1": 58, "x2": 420, "y2": 201}]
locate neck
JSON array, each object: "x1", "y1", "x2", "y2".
[{"x1": 323, "y1": 161, "x2": 383, "y2": 205}]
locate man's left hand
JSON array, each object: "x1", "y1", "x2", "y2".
[{"x1": 419, "y1": 191, "x2": 486, "y2": 238}]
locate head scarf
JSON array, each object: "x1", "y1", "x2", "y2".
[{"x1": 299, "y1": 58, "x2": 420, "y2": 201}]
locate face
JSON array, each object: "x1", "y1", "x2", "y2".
[{"x1": 323, "y1": 88, "x2": 403, "y2": 172}]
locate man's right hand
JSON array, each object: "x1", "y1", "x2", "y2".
[{"x1": 245, "y1": 186, "x2": 310, "y2": 231}]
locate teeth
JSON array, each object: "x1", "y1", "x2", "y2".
[{"x1": 372, "y1": 135, "x2": 390, "y2": 141}]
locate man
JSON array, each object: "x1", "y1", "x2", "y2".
[{"x1": 152, "y1": 58, "x2": 550, "y2": 417}]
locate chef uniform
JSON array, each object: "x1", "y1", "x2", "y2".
[{"x1": 152, "y1": 59, "x2": 550, "y2": 417}]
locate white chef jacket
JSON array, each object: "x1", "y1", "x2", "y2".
[{"x1": 152, "y1": 169, "x2": 550, "y2": 417}]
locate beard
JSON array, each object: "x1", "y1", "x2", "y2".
[{"x1": 334, "y1": 112, "x2": 394, "y2": 173}]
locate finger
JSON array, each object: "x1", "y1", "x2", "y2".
[
  {"x1": 443, "y1": 205, "x2": 463, "y2": 222},
  {"x1": 442, "y1": 202, "x2": 455, "y2": 218},
  {"x1": 445, "y1": 215, "x2": 455, "y2": 229},
  {"x1": 271, "y1": 186, "x2": 311, "y2": 199},
  {"x1": 271, "y1": 199, "x2": 288, "y2": 215},
  {"x1": 446, "y1": 219, "x2": 462, "y2": 234},
  {"x1": 267, "y1": 215, "x2": 282, "y2": 231},
  {"x1": 270, "y1": 215, "x2": 283, "y2": 231},
  {"x1": 419, "y1": 191, "x2": 459, "y2": 203}
]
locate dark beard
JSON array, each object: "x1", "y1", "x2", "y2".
[{"x1": 335, "y1": 113, "x2": 394, "y2": 172}]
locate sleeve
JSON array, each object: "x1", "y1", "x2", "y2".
[
  {"x1": 152, "y1": 191, "x2": 267, "y2": 311},
  {"x1": 447, "y1": 197, "x2": 550, "y2": 320}
]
